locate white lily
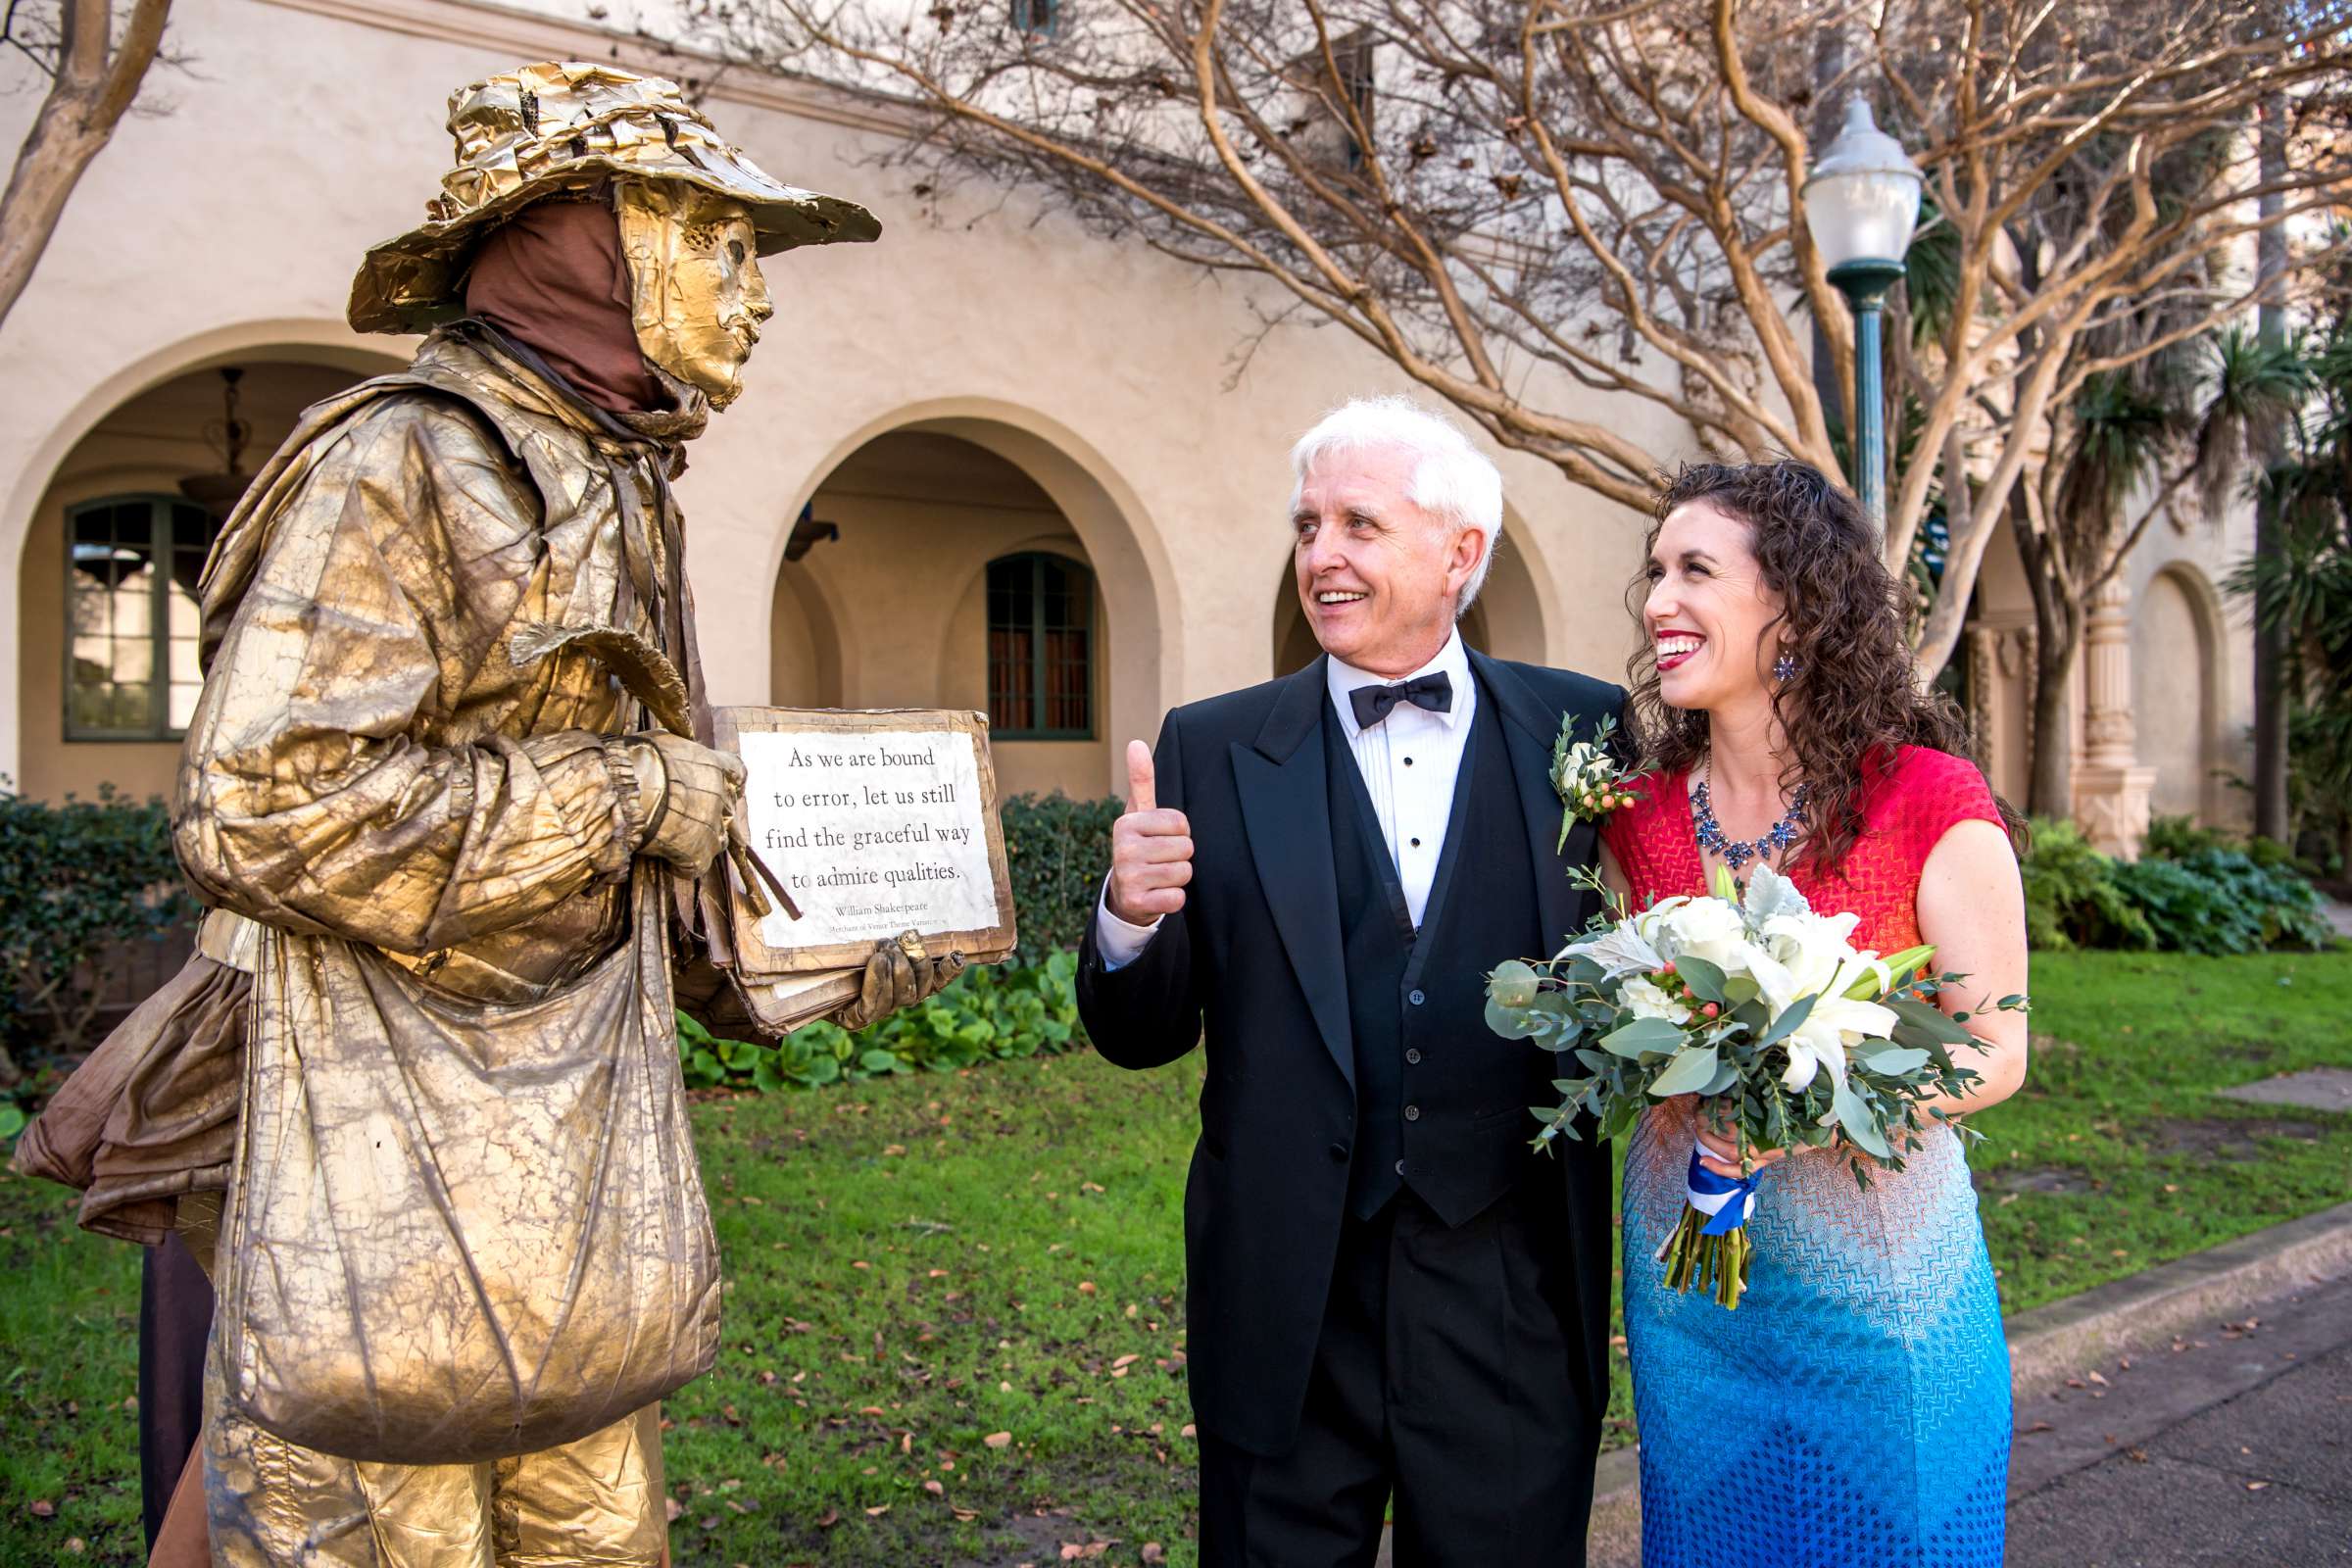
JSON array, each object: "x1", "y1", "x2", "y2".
[
  {"x1": 1758, "y1": 908, "x2": 1867, "y2": 984},
  {"x1": 1746, "y1": 946, "x2": 1902, "y2": 1093}
]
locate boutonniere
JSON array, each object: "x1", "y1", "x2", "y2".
[{"x1": 1549, "y1": 711, "x2": 1642, "y2": 849}]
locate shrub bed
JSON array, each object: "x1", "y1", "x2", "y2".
[
  {"x1": 2023, "y1": 815, "x2": 2334, "y2": 954},
  {"x1": 0, "y1": 787, "x2": 194, "y2": 1101},
  {"x1": 680, "y1": 952, "x2": 1084, "y2": 1092}
]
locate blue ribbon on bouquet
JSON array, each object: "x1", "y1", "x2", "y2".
[{"x1": 1684, "y1": 1148, "x2": 1760, "y2": 1236}]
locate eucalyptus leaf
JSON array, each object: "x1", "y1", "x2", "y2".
[
  {"x1": 1698, "y1": 1058, "x2": 1741, "y2": 1097},
  {"x1": 1831, "y1": 1080, "x2": 1891, "y2": 1159},
  {"x1": 1489, "y1": 959, "x2": 1541, "y2": 1009},
  {"x1": 1485, "y1": 998, "x2": 1544, "y2": 1041},
  {"x1": 1885, "y1": 997, "x2": 1975, "y2": 1045},
  {"x1": 1600, "y1": 1016, "x2": 1690, "y2": 1057},
  {"x1": 1756, "y1": 991, "x2": 1818, "y2": 1050},
  {"x1": 1600, "y1": 1097, "x2": 1643, "y2": 1142},
  {"x1": 1674, "y1": 956, "x2": 1728, "y2": 1004},
  {"x1": 1648, "y1": 1044, "x2": 1721, "y2": 1098},
  {"x1": 1854, "y1": 1045, "x2": 1932, "y2": 1076}
]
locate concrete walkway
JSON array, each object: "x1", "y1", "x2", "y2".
[
  {"x1": 2005, "y1": 1271, "x2": 2352, "y2": 1565},
  {"x1": 1373, "y1": 1206, "x2": 2352, "y2": 1568}
]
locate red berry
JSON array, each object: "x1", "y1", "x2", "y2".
[
  {"x1": 1702, "y1": 1003, "x2": 1720, "y2": 1018},
  {"x1": 1661, "y1": 962, "x2": 1677, "y2": 975}
]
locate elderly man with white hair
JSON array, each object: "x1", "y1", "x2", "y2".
[{"x1": 1078, "y1": 396, "x2": 1624, "y2": 1563}]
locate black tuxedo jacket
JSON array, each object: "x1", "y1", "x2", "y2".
[{"x1": 1077, "y1": 650, "x2": 1624, "y2": 1454}]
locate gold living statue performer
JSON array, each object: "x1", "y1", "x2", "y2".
[{"x1": 16, "y1": 62, "x2": 960, "y2": 1564}]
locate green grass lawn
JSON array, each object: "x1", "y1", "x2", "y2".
[
  {"x1": 1967, "y1": 949, "x2": 2352, "y2": 1310},
  {"x1": 3, "y1": 949, "x2": 2347, "y2": 1564}
]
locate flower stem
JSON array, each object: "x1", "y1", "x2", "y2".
[{"x1": 1658, "y1": 1202, "x2": 1753, "y2": 1310}]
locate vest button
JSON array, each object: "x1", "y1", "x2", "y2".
[
  {"x1": 1328, "y1": 1142, "x2": 1348, "y2": 1162},
  {"x1": 1405, "y1": 1049, "x2": 1422, "y2": 1064},
  {"x1": 1404, "y1": 1104, "x2": 1421, "y2": 1121},
  {"x1": 1408, "y1": 989, "x2": 1426, "y2": 1005},
  {"x1": 1395, "y1": 1159, "x2": 1406, "y2": 1176}
]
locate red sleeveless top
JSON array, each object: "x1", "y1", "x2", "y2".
[{"x1": 1599, "y1": 746, "x2": 2003, "y2": 953}]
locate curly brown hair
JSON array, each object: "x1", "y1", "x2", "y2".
[{"x1": 1625, "y1": 460, "x2": 2016, "y2": 872}]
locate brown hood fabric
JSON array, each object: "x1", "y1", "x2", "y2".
[
  {"x1": 9, "y1": 954, "x2": 247, "y2": 1244},
  {"x1": 464, "y1": 198, "x2": 663, "y2": 417}
]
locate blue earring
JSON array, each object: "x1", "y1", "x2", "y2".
[{"x1": 1773, "y1": 653, "x2": 1800, "y2": 682}]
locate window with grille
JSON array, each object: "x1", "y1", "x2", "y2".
[
  {"x1": 986, "y1": 553, "x2": 1094, "y2": 739},
  {"x1": 1012, "y1": 0, "x2": 1059, "y2": 37},
  {"x1": 66, "y1": 495, "x2": 220, "y2": 740}
]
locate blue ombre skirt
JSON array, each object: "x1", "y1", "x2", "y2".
[{"x1": 1622, "y1": 1102, "x2": 2010, "y2": 1567}]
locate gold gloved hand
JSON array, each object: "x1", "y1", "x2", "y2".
[
  {"x1": 836, "y1": 932, "x2": 967, "y2": 1031},
  {"x1": 632, "y1": 733, "x2": 745, "y2": 874}
]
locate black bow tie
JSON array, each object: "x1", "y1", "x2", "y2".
[{"x1": 1349, "y1": 671, "x2": 1453, "y2": 729}]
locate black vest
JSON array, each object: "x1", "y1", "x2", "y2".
[{"x1": 1326, "y1": 680, "x2": 1548, "y2": 1226}]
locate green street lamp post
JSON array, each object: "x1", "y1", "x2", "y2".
[{"x1": 1801, "y1": 97, "x2": 1924, "y2": 529}]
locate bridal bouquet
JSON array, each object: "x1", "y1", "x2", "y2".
[{"x1": 1485, "y1": 863, "x2": 2020, "y2": 1308}]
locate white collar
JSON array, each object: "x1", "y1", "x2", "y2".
[{"x1": 1328, "y1": 626, "x2": 1473, "y2": 741}]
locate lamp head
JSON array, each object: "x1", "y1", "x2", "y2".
[{"x1": 1802, "y1": 97, "x2": 1923, "y2": 272}]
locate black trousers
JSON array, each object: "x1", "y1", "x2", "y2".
[
  {"x1": 1198, "y1": 1178, "x2": 1599, "y2": 1567},
  {"x1": 139, "y1": 1231, "x2": 215, "y2": 1547}
]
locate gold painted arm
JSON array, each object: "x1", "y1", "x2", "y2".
[{"x1": 172, "y1": 399, "x2": 645, "y2": 952}]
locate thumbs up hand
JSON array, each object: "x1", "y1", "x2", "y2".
[{"x1": 1107, "y1": 738, "x2": 1193, "y2": 926}]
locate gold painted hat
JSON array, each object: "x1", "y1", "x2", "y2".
[{"x1": 349, "y1": 61, "x2": 880, "y2": 334}]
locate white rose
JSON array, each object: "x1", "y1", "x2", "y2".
[
  {"x1": 1619, "y1": 973, "x2": 1693, "y2": 1026},
  {"x1": 1657, "y1": 896, "x2": 1750, "y2": 973}
]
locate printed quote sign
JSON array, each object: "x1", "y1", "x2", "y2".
[{"x1": 717, "y1": 708, "x2": 1016, "y2": 975}]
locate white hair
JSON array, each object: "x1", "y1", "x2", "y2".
[{"x1": 1288, "y1": 395, "x2": 1505, "y2": 612}]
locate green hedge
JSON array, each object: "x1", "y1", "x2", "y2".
[
  {"x1": 0, "y1": 786, "x2": 194, "y2": 1081},
  {"x1": 1000, "y1": 792, "x2": 1122, "y2": 962},
  {"x1": 2024, "y1": 815, "x2": 2334, "y2": 955}
]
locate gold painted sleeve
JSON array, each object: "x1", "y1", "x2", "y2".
[{"x1": 172, "y1": 398, "x2": 643, "y2": 953}]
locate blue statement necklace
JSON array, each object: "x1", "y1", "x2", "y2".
[{"x1": 1691, "y1": 766, "x2": 1809, "y2": 875}]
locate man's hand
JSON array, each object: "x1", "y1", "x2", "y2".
[
  {"x1": 1106, "y1": 739, "x2": 1192, "y2": 927},
  {"x1": 635, "y1": 732, "x2": 745, "y2": 873}
]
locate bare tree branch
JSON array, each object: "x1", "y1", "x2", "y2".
[
  {"x1": 688, "y1": 0, "x2": 2352, "y2": 680},
  {"x1": 0, "y1": 0, "x2": 172, "y2": 325}
]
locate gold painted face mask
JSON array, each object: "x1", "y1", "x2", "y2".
[{"x1": 616, "y1": 181, "x2": 775, "y2": 410}]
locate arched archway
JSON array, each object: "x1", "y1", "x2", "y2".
[
  {"x1": 772, "y1": 427, "x2": 1134, "y2": 799},
  {"x1": 761, "y1": 400, "x2": 1172, "y2": 799},
  {"x1": 770, "y1": 555, "x2": 849, "y2": 710},
  {"x1": 14, "y1": 339, "x2": 407, "y2": 801},
  {"x1": 1269, "y1": 517, "x2": 1548, "y2": 677},
  {"x1": 2133, "y1": 562, "x2": 2231, "y2": 823}
]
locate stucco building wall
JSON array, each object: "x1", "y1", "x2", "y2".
[{"x1": 0, "y1": 0, "x2": 2252, "y2": 847}]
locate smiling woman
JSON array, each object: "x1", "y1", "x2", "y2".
[{"x1": 1605, "y1": 459, "x2": 2029, "y2": 1568}]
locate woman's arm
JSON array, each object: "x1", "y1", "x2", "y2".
[
  {"x1": 1597, "y1": 842, "x2": 1631, "y2": 906},
  {"x1": 1911, "y1": 816, "x2": 2033, "y2": 1117}
]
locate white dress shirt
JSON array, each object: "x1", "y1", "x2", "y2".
[{"x1": 1097, "y1": 629, "x2": 1477, "y2": 968}]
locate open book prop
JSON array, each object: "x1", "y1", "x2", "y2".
[{"x1": 712, "y1": 707, "x2": 1018, "y2": 1032}]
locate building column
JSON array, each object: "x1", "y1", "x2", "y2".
[{"x1": 2071, "y1": 574, "x2": 2158, "y2": 858}]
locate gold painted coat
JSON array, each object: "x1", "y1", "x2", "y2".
[{"x1": 172, "y1": 322, "x2": 717, "y2": 1464}]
